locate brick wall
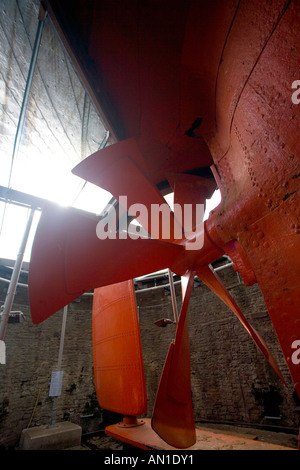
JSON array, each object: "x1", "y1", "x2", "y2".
[
  {"x1": 0, "y1": 279, "x2": 102, "y2": 449},
  {"x1": 0, "y1": 263, "x2": 299, "y2": 448}
]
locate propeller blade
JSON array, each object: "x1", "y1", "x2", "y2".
[
  {"x1": 28, "y1": 203, "x2": 95, "y2": 324},
  {"x1": 65, "y1": 228, "x2": 183, "y2": 294},
  {"x1": 93, "y1": 280, "x2": 147, "y2": 417},
  {"x1": 196, "y1": 265, "x2": 286, "y2": 385},
  {"x1": 168, "y1": 172, "x2": 216, "y2": 209},
  {"x1": 166, "y1": 173, "x2": 216, "y2": 245},
  {"x1": 152, "y1": 270, "x2": 196, "y2": 448},
  {"x1": 72, "y1": 138, "x2": 181, "y2": 242},
  {"x1": 28, "y1": 203, "x2": 184, "y2": 325}
]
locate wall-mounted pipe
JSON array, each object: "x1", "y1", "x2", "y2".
[
  {"x1": 168, "y1": 269, "x2": 179, "y2": 324},
  {"x1": 49, "y1": 304, "x2": 68, "y2": 428}
]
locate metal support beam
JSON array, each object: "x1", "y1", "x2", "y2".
[
  {"x1": 0, "y1": 208, "x2": 35, "y2": 356},
  {"x1": 168, "y1": 269, "x2": 179, "y2": 324},
  {"x1": 0, "y1": 184, "x2": 100, "y2": 222},
  {"x1": 49, "y1": 305, "x2": 68, "y2": 428}
]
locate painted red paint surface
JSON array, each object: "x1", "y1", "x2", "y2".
[{"x1": 30, "y1": 0, "x2": 300, "y2": 447}]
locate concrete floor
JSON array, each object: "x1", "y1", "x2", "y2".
[{"x1": 78, "y1": 423, "x2": 299, "y2": 451}]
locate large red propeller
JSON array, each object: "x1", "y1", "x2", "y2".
[{"x1": 28, "y1": 137, "x2": 286, "y2": 448}]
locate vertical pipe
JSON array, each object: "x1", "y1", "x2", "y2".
[
  {"x1": 168, "y1": 269, "x2": 178, "y2": 324},
  {"x1": 57, "y1": 305, "x2": 68, "y2": 371},
  {"x1": 50, "y1": 397, "x2": 58, "y2": 428},
  {"x1": 0, "y1": 208, "x2": 35, "y2": 342},
  {"x1": 50, "y1": 305, "x2": 68, "y2": 427}
]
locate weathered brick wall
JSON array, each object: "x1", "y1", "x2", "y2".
[
  {"x1": 0, "y1": 280, "x2": 102, "y2": 449},
  {"x1": 1, "y1": 263, "x2": 299, "y2": 449}
]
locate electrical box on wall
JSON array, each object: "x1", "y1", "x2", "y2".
[{"x1": 8, "y1": 311, "x2": 25, "y2": 323}]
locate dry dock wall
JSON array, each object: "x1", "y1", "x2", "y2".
[{"x1": 0, "y1": 261, "x2": 299, "y2": 449}]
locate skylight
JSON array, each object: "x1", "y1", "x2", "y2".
[{"x1": 0, "y1": 1, "x2": 112, "y2": 261}]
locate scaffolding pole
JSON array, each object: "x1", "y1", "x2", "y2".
[
  {"x1": 168, "y1": 269, "x2": 179, "y2": 325},
  {"x1": 49, "y1": 305, "x2": 68, "y2": 428},
  {"x1": 0, "y1": 208, "x2": 35, "y2": 361}
]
